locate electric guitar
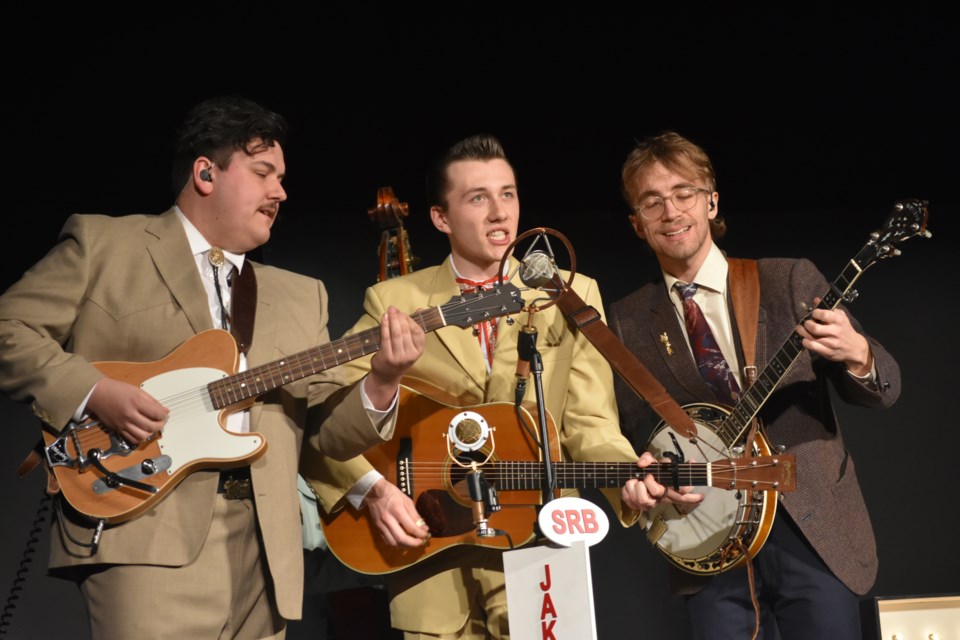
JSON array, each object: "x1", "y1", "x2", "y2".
[
  {"x1": 319, "y1": 382, "x2": 796, "y2": 575},
  {"x1": 643, "y1": 198, "x2": 930, "y2": 575},
  {"x1": 41, "y1": 284, "x2": 524, "y2": 525}
]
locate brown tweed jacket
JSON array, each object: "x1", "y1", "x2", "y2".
[{"x1": 609, "y1": 257, "x2": 900, "y2": 596}]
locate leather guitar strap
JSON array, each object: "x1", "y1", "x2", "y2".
[
  {"x1": 727, "y1": 258, "x2": 761, "y2": 449},
  {"x1": 726, "y1": 258, "x2": 764, "y2": 640},
  {"x1": 551, "y1": 276, "x2": 698, "y2": 438}
]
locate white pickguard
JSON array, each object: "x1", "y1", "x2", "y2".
[{"x1": 140, "y1": 367, "x2": 263, "y2": 475}]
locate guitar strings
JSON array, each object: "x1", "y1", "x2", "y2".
[{"x1": 67, "y1": 287, "x2": 519, "y2": 457}]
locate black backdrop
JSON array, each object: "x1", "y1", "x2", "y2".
[{"x1": 2, "y1": 8, "x2": 957, "y2": 639}]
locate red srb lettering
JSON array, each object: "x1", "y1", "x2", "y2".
[{"x1": 550, "y1": 508, "x2": 599, "y2": 534}]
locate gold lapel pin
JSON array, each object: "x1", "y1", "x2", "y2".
[{"x1": 660, "y1": 332, "x2": 673, "y2": 355}]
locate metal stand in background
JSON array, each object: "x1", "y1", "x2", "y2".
[{"x1": 515, "y1": 321, "x2": 555, "y2": 508}]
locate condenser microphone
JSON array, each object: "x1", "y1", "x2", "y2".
[{"x1": 518, "y1": 250, "x2": 556, "y2": 289}]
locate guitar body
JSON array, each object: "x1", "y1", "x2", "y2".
[
  {"x1": 319, "y1": 385, "x2": 561, "y2": 575},
  {"x1": 39, "y1": 286, "x2": 524, "y2": 526},
  {"x1": 645, "y1": 403, "x2": 775, "y2": 575},
  {"x1": 42, "y1": 329, "x2": 266, "y2": 523}
]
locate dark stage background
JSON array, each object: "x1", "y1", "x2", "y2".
[{"x1": 2, "y1": 8, "x2": 956, "y2": 639}]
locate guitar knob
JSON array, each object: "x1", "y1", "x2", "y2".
[
  {"x1": 775, "y1": 444, "x2": 787, "y2": 454},
  {"x1": 141, "y1": 459, "x2": 158, "y2": 475}
]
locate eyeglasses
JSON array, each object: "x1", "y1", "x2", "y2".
[{"x1": 633, "y1": 187, "x2": 712, "y2": 221}]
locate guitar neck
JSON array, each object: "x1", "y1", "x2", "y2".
[
  {"x1": 487, "y1": 458, "x2": 793, "y2": 492},
  {"x1": 717, "y1": 259, "x2": 867, "y2": 446},
  {"x1": 492, "y1": 461, "x2": 697, "y2": 490},
  {"x1": 206, "y1": 307, "x2": 444, "y2": 409}
]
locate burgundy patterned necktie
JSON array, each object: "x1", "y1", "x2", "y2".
[
  {"x1": 673, "y1": 282, "x2": 741, "y2": 406},
  {"x1": 455, "y1": 275, "x2": 500, "y2": 369}
]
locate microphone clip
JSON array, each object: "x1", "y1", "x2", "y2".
[{"x1": 466, "y1": 463, "x2": 500, "y2": 538}]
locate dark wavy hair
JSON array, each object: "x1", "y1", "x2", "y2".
[{"x1": 171, "y1": 95, "x2": 287, "y2": 193}]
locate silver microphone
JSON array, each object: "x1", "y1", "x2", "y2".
[{"x1": 518, "y1": 250, "x2": 556, "y2": 288}]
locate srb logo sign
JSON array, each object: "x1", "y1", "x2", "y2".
[{"x1": 537, "y1": 496, "x2": 609, "y2": 547}]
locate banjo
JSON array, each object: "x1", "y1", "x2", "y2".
[{"x1": 642, "y1": 198, "x2": 930, "y2": 575}]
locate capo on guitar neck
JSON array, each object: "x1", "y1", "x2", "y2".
[{"x1": 663, "y1": 432, "x2": 686, "y2": 490}]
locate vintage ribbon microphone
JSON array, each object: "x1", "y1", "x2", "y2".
[{"x1": 497, "y1": 228, "x2": 578, "y2": 506}]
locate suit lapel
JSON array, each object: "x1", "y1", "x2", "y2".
[
  {"x1": 242, "y1": 262, "x2": 277, "y2": 433},
  {"x1": 145, "y1": 209, "x2": 214, "y2": 335},
  {"x1": 427, "y1": 260, "x2": 489, "y2": 391},
  {"x1": 649, "y1": 282, "x2": 716, "y2": 402}
]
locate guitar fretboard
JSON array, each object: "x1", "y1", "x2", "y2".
[
  {"x1": 490, "y1": 461, "x2": 710, "y2": 490},
  {"x1": 716, "y1": 257, "x2": 867, "y2": 446},
  {"x1": 204, "y1": 283, "x2": 523, "y2": 409},
  {"x1": 713, "y1": 199, "x2": 929, "y2": 445}
]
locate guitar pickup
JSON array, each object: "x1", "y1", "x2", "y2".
[{"x1": 91, "y1": 456, "x2": 172, "y2": 495}]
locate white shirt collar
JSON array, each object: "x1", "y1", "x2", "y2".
[
  {"x1": 663, "y1": 243, "x2": 728, "y2": 297},
  {"x1": 175, "y1": 206, "x2": 246, "y2": 274}
]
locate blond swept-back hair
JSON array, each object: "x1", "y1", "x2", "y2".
[{"x1": 621, "y1": 131, "x2": 726, "y2": 239}]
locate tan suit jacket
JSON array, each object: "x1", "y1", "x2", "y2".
[
  {"x1": 0, "y1": 208, "x2": 391, "y2": 620},
  {"x1": 302, "y1": 257, "x2": 638, "y2": 633}
]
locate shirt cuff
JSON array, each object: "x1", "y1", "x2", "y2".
[
  {"x1": 346, "y1": 470, "x2": 385, "y2": 510},
  {"x1": 846, "y1": 360, "x2": 878, "y2": 386},
  {"x1": 360, "y1": 377, "x2": 398, "y2": 419}
]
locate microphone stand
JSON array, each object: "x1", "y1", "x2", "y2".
[{"x1": 516, "y1": 316, "x2": 555, "y2": 508}]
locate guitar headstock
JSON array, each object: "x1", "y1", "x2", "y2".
[
  {"x1": 709, "y1": 454, "x2": 797, "y2": 492},
  {"x1": 856, "y1": 199, "x2": 931, "y2": 269},
  {"x1": 441, "y1": 283, "x2": 525, "y2": 328}
]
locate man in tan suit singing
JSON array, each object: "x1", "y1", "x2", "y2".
[
  {"x1": 302, "y1": 134, "x2": 698, "y2": 639},
  {"x1": 0, "y1": 96, "x2": 424, "y2": 639}
]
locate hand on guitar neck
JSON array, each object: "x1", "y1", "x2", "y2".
[
  {"x1": 363, "y1": 306, "x2": 427, "y2": 410},
  {"x1": 622, "y1": 451, "x2": 705, "y2": 512},
  {"x1": 797, "y1": 296, "x2": 874, "y2": 376}
]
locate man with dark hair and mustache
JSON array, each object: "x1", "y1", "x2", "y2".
[{"x1": 0, "y1": 95, "x2": 424, "y2": 639}]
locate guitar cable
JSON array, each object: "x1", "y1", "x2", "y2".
[{"x1": 0, "y1": 489, "x2": 51, "y2": 639}]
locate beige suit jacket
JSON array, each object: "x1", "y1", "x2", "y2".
[
  {"x1": 0, "y1": 208, "x2": 391, "y2": 620},
  {"x1": 302, "y1": 257, "x2": 638, "y2": 632}
]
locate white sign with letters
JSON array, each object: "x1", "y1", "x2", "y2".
[{"x1": 504, "y1": 541, "x2": 597, "y2": 640}]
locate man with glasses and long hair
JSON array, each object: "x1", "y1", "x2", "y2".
[{"x1": 608, "y1": 130, "x2": 901, "y2": 639}]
